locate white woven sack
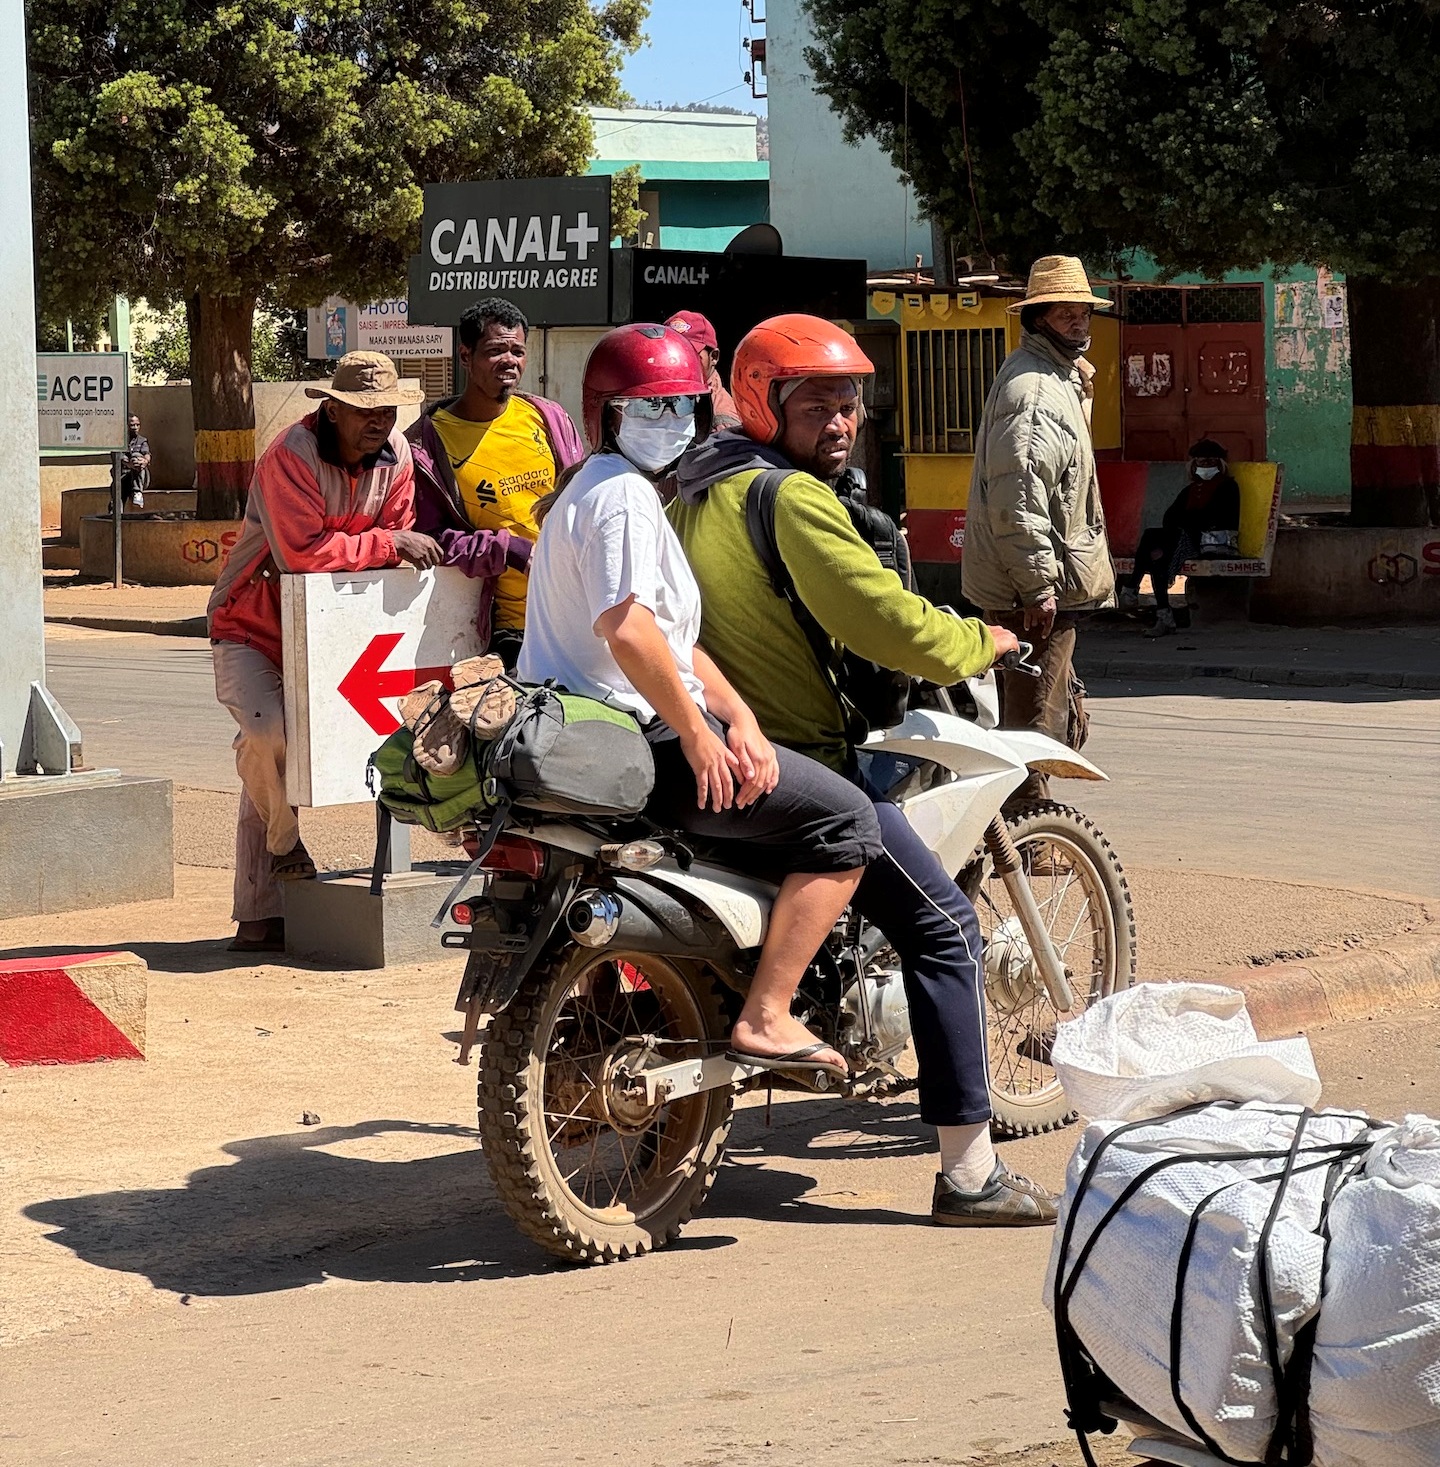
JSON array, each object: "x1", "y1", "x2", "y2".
[
  {"x1": 1051, "y1": 983, "x2": 1321, "y2": 1123},
  {"x1": 1043, "y1": 1103, "x2": 1373, "y2": 1463},
  {"x1": 1311, "y1": 1116, "x2": 1440, "y2": 1467}
]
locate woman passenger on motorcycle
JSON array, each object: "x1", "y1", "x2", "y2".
[{"x1": 519, "y1": 324, "x2": 883, "y2": 1084}]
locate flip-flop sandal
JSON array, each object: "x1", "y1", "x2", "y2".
[
  {"x1": 725, "y1": 1041, "x2": 850, "y2": 1084},
  {"x1": 271, "y1": 844, "x2": 317, "y2": 881},
  {"x1": 229, "y1": 920, "x2": 285, "y2": 953}
]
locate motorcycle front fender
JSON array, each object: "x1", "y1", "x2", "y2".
[{"x1": 990, "y1": 729, "x2": 1108, "y2": 781}]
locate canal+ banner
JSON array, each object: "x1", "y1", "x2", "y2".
[{"x1": 408, "y1": 177, "x2": 612, "y2": 328}]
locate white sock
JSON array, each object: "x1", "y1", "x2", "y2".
[{"x1": 938, "y1": 1123, "x2": 997, "y2": 1191}]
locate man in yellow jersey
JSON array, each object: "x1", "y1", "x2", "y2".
[{"x1": 408, "y1": 298, "x2": 584, "y2": 667}]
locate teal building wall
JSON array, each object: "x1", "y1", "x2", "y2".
[
  {"x1": 1124, "y1": 259, "x2": 1351, "y2": 506},
  {"x1": 588, "y1": 160, "x2": 770, "y2": 255}
]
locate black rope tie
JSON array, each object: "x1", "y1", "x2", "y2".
[{"x1": 1052, "y1": 1102, "x2": 1380, "y2": 1467}]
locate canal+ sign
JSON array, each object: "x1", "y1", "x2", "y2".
[{"x1": 407, "y1": 177, "x2": 612, "y2": 328}]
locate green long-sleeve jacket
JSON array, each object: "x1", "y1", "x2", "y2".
[{"x1": 669, "y1": 440, "x2": 995, "y2": 771}]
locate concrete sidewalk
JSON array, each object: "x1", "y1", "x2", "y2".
[
  {"x1": 43, "y1": 578, "x2": 210, "y2": 636},
  {"x1": 1080, "y1": 617, "x2": 1440, "y2": 690}
]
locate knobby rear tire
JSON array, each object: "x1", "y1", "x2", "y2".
[{"x1": 477, "y1": 946, "x2": 734, "y2": 1264}]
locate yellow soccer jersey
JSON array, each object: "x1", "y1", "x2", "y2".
[{"x1": 431, "y1": 398, "x2": 556, "y2": 630}]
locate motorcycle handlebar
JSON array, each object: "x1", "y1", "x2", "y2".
[{"x1": 997, "y1": 642, "x2": 1042, "y2": 678}]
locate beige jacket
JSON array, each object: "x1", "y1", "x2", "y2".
[{"x1": 961, "y1": 331, "x2": 1115, "y2": 613}]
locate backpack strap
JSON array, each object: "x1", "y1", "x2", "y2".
[{"x1": 744, "y1": 469, "x2": 861, "y2": 738}]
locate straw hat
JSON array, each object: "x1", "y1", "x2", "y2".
[
  {"x1": 1007, "y1": 255, "x2": 1114, "y2": 314},
  {"x1": 305, "y1": 351, "x2": 425, "y2": 407}
]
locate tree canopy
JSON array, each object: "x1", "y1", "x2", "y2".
[
  {"x1": 802, "y1": 0, "x2": 1440, "y2": 282},
  {"x1": 28, "y1": 0, "x2": 647, "y2": 321}
]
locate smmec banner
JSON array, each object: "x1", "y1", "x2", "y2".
[{"x1": 407, "y1": 176, "x2": 612, "y2": 328}]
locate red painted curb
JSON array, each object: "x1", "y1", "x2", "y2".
[{"x1": 0, "y1": 952, "x2": 147, "y2": 1066}]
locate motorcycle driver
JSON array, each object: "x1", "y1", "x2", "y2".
[{"x1": 670, "y1": 314, "x2": 1059, "y2": 1227}]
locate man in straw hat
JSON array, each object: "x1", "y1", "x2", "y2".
[
  {"x1": 962, "y1": 255, "x2": 1116, "y2": 804},
  {"x1": 207, "y1": 350, "x2": 443, "y2": 952}
]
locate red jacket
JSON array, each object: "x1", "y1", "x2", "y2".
[{"x1": 207, "y1": 411, "x2": 416, "y2": 667}]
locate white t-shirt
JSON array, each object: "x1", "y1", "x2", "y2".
[{"x1": 518, "y1": 453, "x2": 707, "y2": 723}]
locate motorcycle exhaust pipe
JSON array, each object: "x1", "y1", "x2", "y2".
[{"x1": 565, "y1": 885, "x2": 724, "y2": 957}]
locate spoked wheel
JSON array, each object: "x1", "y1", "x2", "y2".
[
  {"x1": 477, "y1": 947, "x2": 734, "y2": 1264},
  {"x1": 960, "y1": 801, "x2": 1136, "y2": 1137}
]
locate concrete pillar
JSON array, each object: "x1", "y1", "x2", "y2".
[{"x1": 0, "y1": 0, "x2": 46, "y2": 775}]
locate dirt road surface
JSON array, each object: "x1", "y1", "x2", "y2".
[
  {"x1": 2, "y1": 628, "x2": 1434, "y2": 1466},
  {"x1": 3, "y1": 878, "x2": 1439, "y2": 1467}
]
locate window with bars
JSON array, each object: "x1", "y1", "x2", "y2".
[
  {"x1": 905, "y1": 326, "x2": 1007, "y2": 454},
  {"x1": 1121, "y1": 285, "x2": 1263, "y2": 325}
]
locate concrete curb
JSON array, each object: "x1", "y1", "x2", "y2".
[
  {"x1": 45, "y1": 613, "x2": 208, "y2": 638},
  {"x1": 1078, "y1": 658, "x2": 1440, "y2": 691},
  {"x1": 0, "y1": 950, "x2": 147, "y2": 1064},
  {"x1": 1205, "y1": 922, "x2": 1440, "y2": 1038}
]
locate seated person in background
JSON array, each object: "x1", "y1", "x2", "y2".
[
  {"x1": 521, "y1": 323, "x2": 882, "y2": 1085},
  {"x1": 408, "y1": 297, "x2": 584, "y2": 670},
  {"x1": 1117, "y1": 437, "x2": 1241, "y2": 638}
]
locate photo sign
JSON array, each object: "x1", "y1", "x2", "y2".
[
  {"x1": 35, "y1": 352, "x2": 129, "y2": 450},
  {"x1": 355, "y1": 299, "x2": 453, "y2": 359},
  {"x1": 407, "y1": 176, "x2": 612, "y2": 328}
]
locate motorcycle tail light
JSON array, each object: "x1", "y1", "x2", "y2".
[
  {"x1": 450, "y1": 902, "x2": 475, "y2": 926},
  {"x1": 599, "y1": 839, "x2": 665, "y2": 872},
  {"x1": 463, "y1": 832, "x2": 546, "y2": 879}
]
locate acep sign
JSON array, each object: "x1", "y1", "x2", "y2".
[
  {"x1": 36, "y1": 353, "x2": 129, "y2": 450},
  {"x1": 407, "y1": 176, "x2": 612, "y2": 328}
]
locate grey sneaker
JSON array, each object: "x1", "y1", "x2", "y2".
[
  {"x1": 931, "y1": 1162, "x2": 1059, "y2": 1227},
  {"x1": 1145, "y1": 607, "x2": 1177, "y2": 638},
  {"x1": 1116, "y1": 585, "x2": 1140, "y2": 614}
]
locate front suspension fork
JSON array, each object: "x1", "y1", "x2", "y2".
[{"x1": 984, "y1": 816, "x2": 1076, "y2": 1012}]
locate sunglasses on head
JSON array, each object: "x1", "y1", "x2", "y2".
[{"x1": 618, "y1": 395, "x2": 702, "y2": 421}]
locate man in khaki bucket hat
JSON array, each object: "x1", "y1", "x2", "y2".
[
  {"x1": 206, "y1": 351, "x2": 442, "y2": 953},
  {"x1": 962, "y1": 256, "x2": 1117, "y2": 805}
]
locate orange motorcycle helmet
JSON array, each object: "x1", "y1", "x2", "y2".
[{"x1": 730, "y1": 314, "x2": 874, "y2": 445}]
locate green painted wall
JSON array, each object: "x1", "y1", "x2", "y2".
[
  {"x1": 1123, "y1": 258, "x2": 1351, "y2": 505},
  {"x1": 653, "y1": 180, "x2": 770, "y2": 253}
]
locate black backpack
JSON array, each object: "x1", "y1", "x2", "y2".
[{"x1": 745, "y1": 467, "x2": 913, "y2": 742}]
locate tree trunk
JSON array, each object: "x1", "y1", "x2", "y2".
[
  {"x1": 1348, "y1": 275, "x2": 1440, "y2": 527},
  {"x1": 187, "y1": 291, "x2": 257, "y2": 521}
]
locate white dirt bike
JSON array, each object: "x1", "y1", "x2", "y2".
[{"x1": 442, "y1": 650, "x2": 1136, "y2": 1263}]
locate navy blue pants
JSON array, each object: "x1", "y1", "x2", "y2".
[{"x1": 851, "y1": 795, "x2": 992, "y2": 1127}]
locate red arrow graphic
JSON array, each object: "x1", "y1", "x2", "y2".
[{"x1": 338, "y1": 632, "x2": 453, "y2": 736}]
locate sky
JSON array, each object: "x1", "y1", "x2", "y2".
[{"x1": 620, "y1": 0, "x2": 767, "y2": 114}]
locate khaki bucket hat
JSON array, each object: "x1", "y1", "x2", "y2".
[
  {"x1": 305, "y1": 350, "x2": 425, "y2": 407},
  {"x1": 1007, "y1": 255, "x2": 1114, "y2": 314}
]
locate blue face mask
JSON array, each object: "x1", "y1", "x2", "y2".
[{"x1": 1195, "y1": 465, "x2": 1221, "y2": 481}]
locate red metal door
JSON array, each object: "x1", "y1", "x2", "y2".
[
  {"x1": 1121, "y1": 285, "x2": 1266, "y2": 461},
  {"x1": 1185, "y1": 325, "x2": 1265, "y2": 461},
  {"x1": 1122, "y1": 324, "x2": 1188, "y2": 459}
]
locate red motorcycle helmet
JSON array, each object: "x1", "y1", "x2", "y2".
[{"x1": 581, "y1": 323, "x2": 710, "y2": 449}]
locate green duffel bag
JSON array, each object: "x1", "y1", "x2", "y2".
[
  {"x1": 485, "y1": 685, "x2": 654, "y2": 817},
  {"x1": 367, "y1": 728, "x2": 497, "y2": 833}
]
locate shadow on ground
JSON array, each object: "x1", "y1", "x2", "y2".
[
  {"x1": 21, "y1": 1097, "x2": 974, "y2": 1297},
  {"x1": 0, "y1": 940, "x2": 393, "y2": 975}
]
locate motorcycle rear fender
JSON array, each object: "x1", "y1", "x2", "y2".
[
  {"x1": 644, "y1": 859, "x2": 774, "y2": 951},
  {"x1": 453, "y1": 872, "x2": 580, "y2": 1016}
]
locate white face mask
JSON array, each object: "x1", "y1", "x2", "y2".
[
  {"x1": 615, "y1": 414, "x2": 697, "y2": 474},
  {"x1": 1194, "y1": 465, "x2": 1221, "y2": 480}
]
